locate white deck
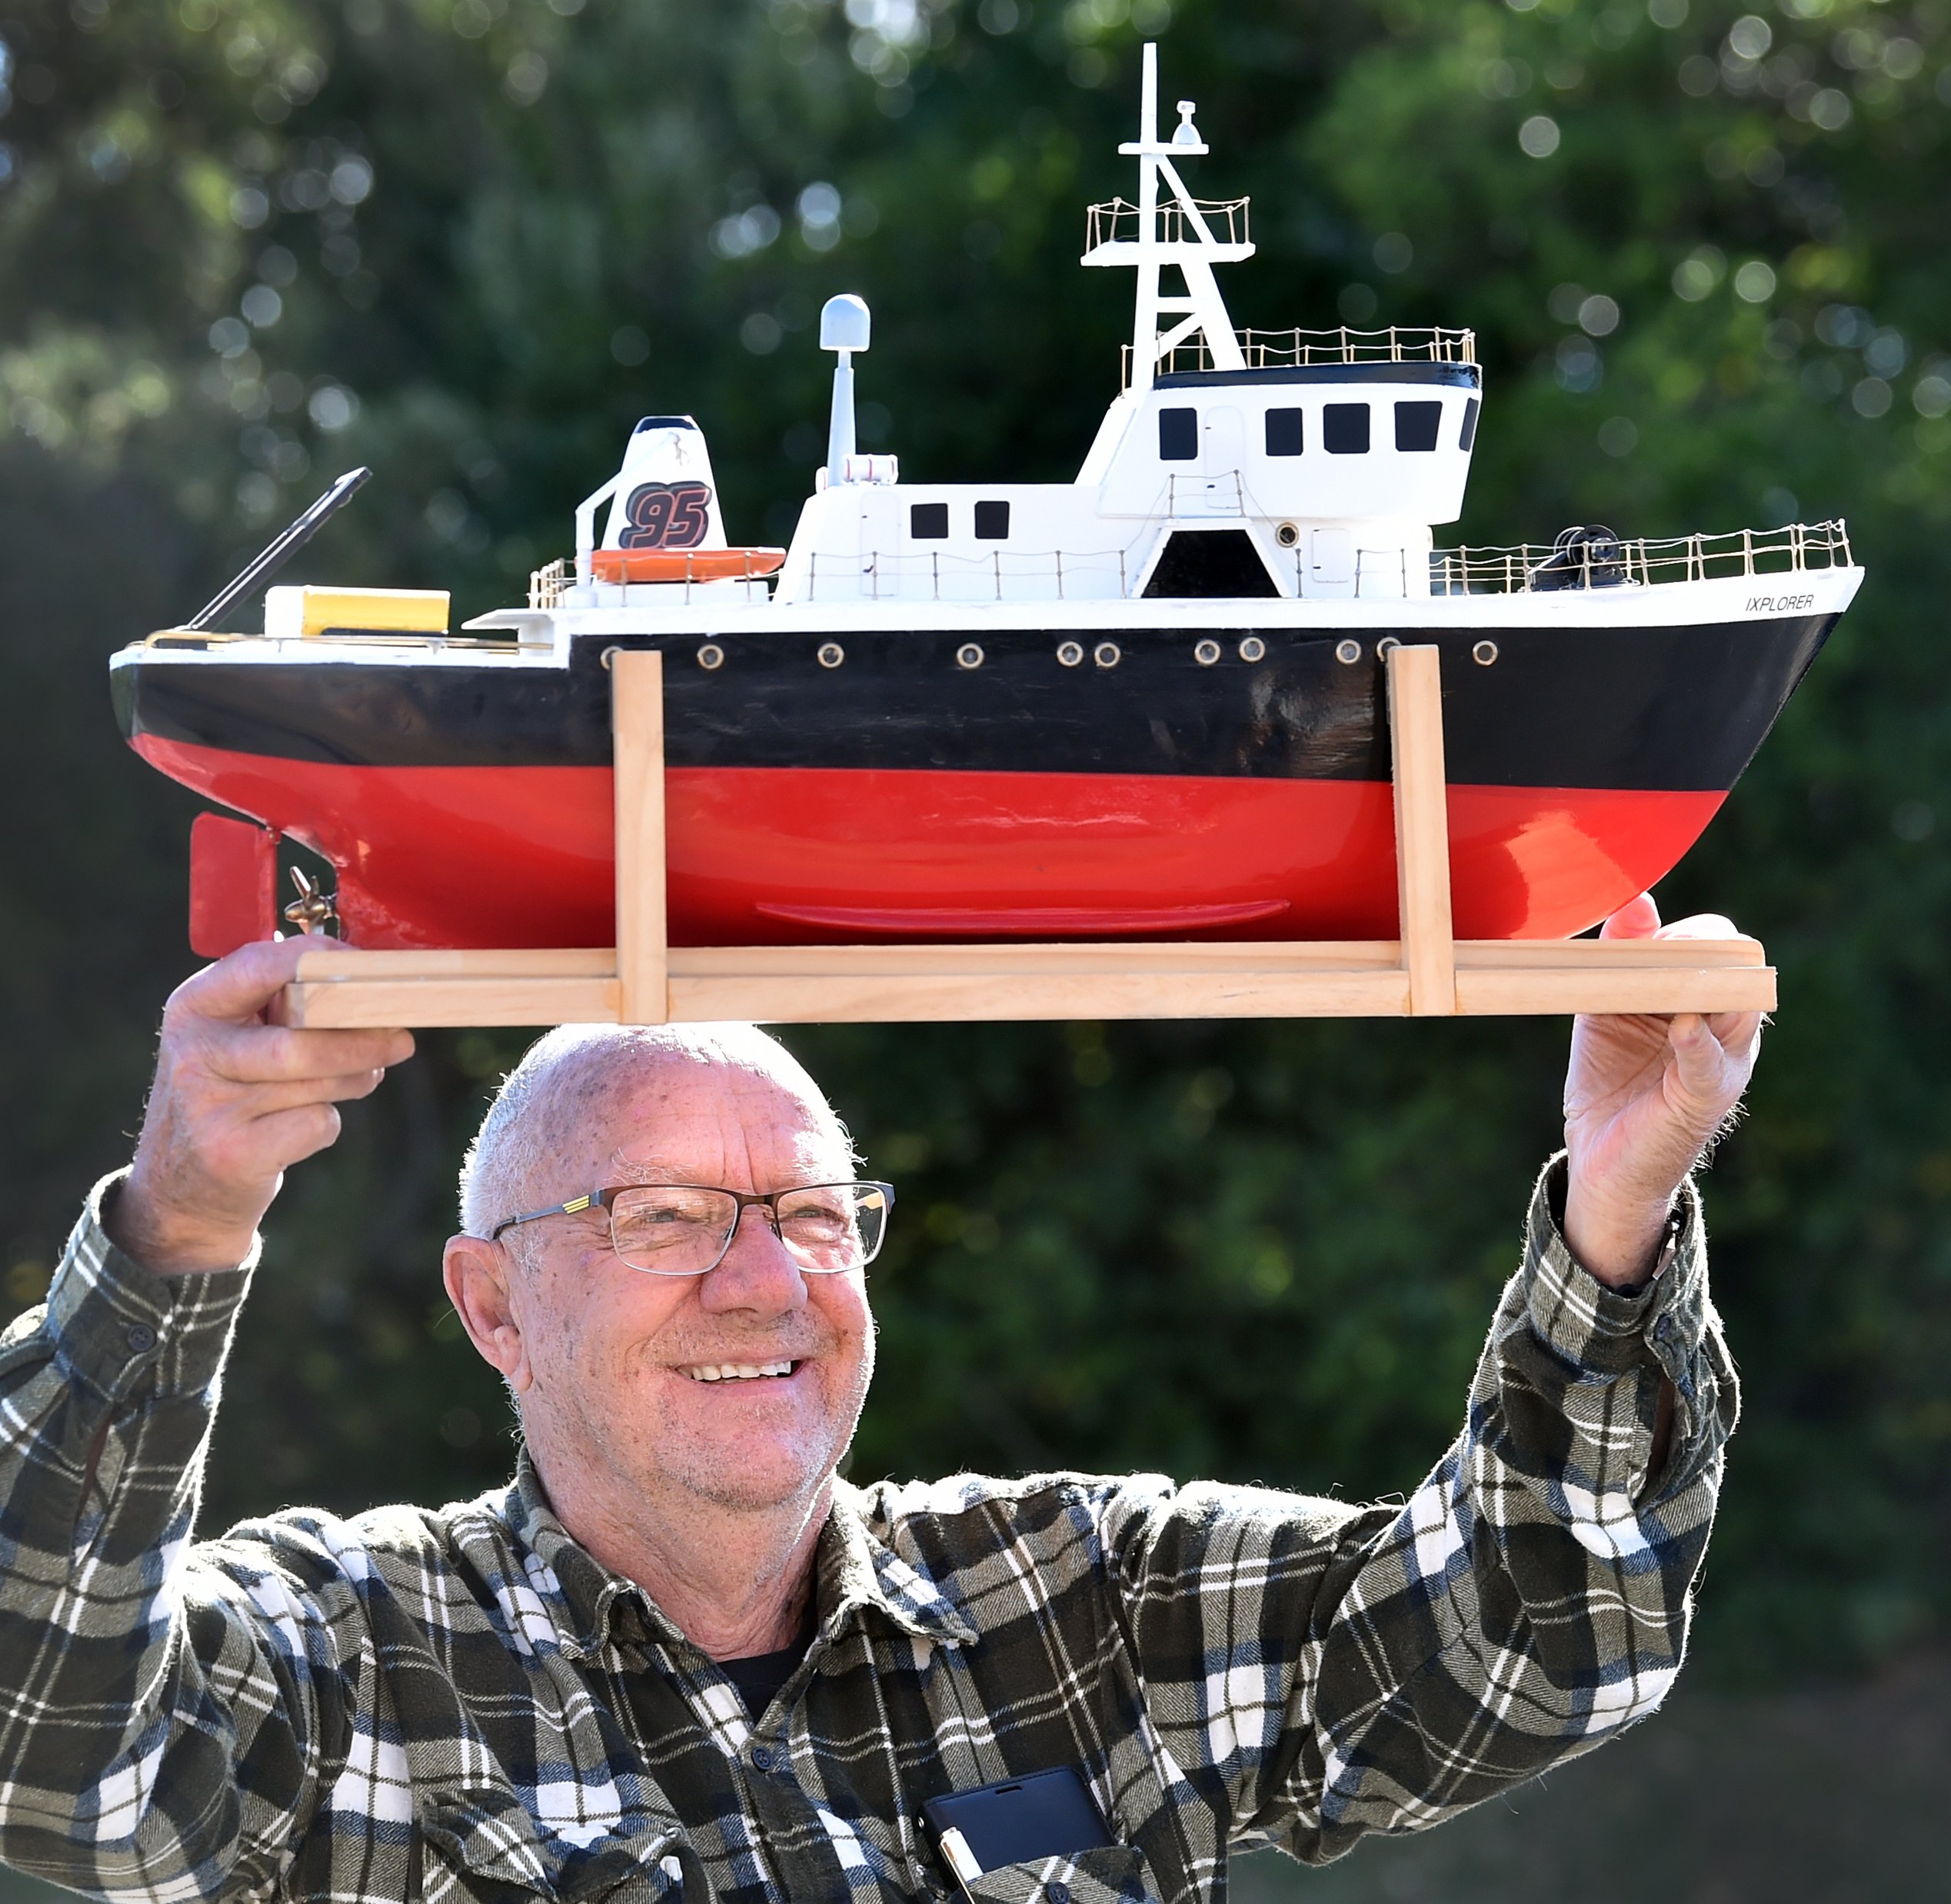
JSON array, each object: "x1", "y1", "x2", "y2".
[{"x1": 122, "y1": 557, "x2": 1863, "y2": 678}]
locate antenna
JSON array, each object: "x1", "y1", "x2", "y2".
[
  {"x1": 820, "y1": 294, "x2": 871, "y2": 484},
  {"x1": 185, "y1": 467, "x2": 372, "y2": 631}
]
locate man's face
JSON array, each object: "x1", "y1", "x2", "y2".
[{"x1": 509, "y1": 1053, "x2": 875, "y2": 1520}]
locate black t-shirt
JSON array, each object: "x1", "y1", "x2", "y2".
[{"x1": 720, "y1": 1607, "x2": 815, "y2": 1717}]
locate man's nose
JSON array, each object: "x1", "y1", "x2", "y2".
[{"x1": 698, "y1": 1203, "x2": 808, "y2": 1313}]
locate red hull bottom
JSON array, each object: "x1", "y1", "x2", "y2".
[{"x1": 138, "y1": 737, "x2": 1725, "y2": 949}]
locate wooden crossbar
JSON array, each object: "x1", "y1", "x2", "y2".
[{"x1": 281, "y1": 644, "x2": 1776, "y2": 1029}]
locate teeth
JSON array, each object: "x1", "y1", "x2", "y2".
[{"x1": 684, "y1": 1361, "x2": 794, "y2": 1383}]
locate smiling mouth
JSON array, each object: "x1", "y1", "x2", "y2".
[{"x1": 681, "y1": 1360, "x2": 801, "y2": 1383}]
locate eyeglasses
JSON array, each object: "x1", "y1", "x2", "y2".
[{"x1": 488, "y1": 1180, "x2": 895, "y2": 1278}]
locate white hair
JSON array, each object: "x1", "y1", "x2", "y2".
[{"x1": 457, "y1": 1021, "x2": 847, "y2": 1242}]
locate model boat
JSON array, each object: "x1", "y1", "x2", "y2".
[{"x1": 112, "y1": 46, "x2": 1860, "y2": 954}]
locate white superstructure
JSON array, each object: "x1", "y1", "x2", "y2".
[
  {"x1": 502, "y1": 43, "x2": 1853, "y2": 641},
  {"x1": 777, "y1": 42, "x2": 1479, "y2": 608}
]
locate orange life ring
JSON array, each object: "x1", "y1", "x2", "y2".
[{"x1": 592, "y1": 547, "x2": 786, "y2": 583}]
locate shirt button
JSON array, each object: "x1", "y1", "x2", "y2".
[
  {"x1": 751, "y1": 1745, "x2": 774, "y2": 1772},
  {"x1": 1047, "y1": 1882, "x2": 1070, "y2": 1904},
  {"x1": 125, "y1": 1325, "x2": 156, "y2": 1354}
]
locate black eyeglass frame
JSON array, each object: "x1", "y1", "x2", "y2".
[{"x1": 487, "y1": 1180, "x2": 896, "y2": 1278}]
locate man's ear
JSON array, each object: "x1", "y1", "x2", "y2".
[{"x1": 444, "y1": 1234, "x2": 534, "y2": 1393}]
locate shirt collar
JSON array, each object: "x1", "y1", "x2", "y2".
[
  {"x1": 504, "y1": 1454, "x2": 976, "y2": 1658},
  {"x1": 505, "y1": 1450, "x2": 665, "y2": 1658},
  {"x1": 817, "y1": 1480, "x2": 978, "y2": 1647}
]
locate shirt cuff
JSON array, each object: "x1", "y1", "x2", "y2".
[
  {"x1": 42, "y1": 1171, "x2": 258, "y2": 1406},
  {"x1": 1521, "y1": 1153, "x2": 1703, "y2": 1378}
]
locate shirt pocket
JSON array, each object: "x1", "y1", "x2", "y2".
[
  {"x1": 417, "y1": 1796, "x2": 694, "y2": 1904},
  {"x1": 960, "y1": 1845, "x2": 1156, "y2": 1904},
  {"x1": 550, "y1": 1835, "x2": 694, "y2": 1904}
]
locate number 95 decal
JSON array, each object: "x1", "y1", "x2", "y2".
[{"x1": 621, "y1": 480, "x2": 712, "y2": 549}]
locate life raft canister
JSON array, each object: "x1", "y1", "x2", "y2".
[{"x1": 593, "y1": 414, "x2": 781, "y2": 581}]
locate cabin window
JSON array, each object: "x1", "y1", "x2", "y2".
[
  {"x1": 1158, "y1": 407, "x2": 1198, "y2": 461},
  {"x1": 910, "y1": 501, "x2": 948, "y2": 539},
  {"x1": 974, "y1": 499, "x2": 1010, "y2": 539},
  {"x1": 1323, "y1": 403, "x2": 1370, "y2": 454},
  {"x1": 1265, "y1": 407, "x2": 1304, "y2": 457},
  {"x1": 1395, "y1": 401, "x2": 1442, "y2": 451},
  {"x1": 1460, "y1": 397, "x2": 1480, "y2": 451}
]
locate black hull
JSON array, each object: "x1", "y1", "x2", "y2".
[{"x1": 117, "y1": 615, "x2": 1835, "y2": 794}]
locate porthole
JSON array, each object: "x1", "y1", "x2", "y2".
[
  {"x1": 1057, "y1": 640, "x2": 1084, "y2": 667},
  {"x1": 1238, "y1": 636, "x2": 1267, "y2": 663},
  {"x1": 817, "y1": 641, "x2": 845, "y2": 669},
  {"x1": 1275, "y1": 522, "x2": 1300, "y2": 548},
  {"x1": 1194, "y1": 638, "x2": 1221, "y2": 666},
  {"x1": 697, "y1": 643, "x2": 724, "y2": 671},
  {"x1": 956, "y1": 642, "x2": 985, "y2": 670},
  {"x1": 1473, "y1": 639, "x2": 1500, "y2": 666},
  {"x1": 1335, "y1": 638, "x2": 1361, "y2": 665},
  {"x1": 1093, "y1": 641, "x2": 1121, "y2": 669}
]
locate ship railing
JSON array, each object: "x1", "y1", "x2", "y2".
[
  {"x1": 1429, "y1": 519, "x2": 1854, "y2": 594},
  {"x1": 1164, "y1": 471, "x2": 1250, "y2": 517},
  {"x1": 531, "y1": 558, "x2": 572, "y2": 608},
  {"x1": 1085, "y1": 195, "x2": 1251, "y2": 251},
  {"x1": 1130, "y1": 325, "x2": 1477, "y2": 388},
  {"x1": 802, "y1": 547, "x2": 1144, "y2": 604}
]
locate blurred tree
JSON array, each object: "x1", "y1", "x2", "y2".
[{"x1": 1, "y1": 0, "x2": 1947, "y2": 1687}]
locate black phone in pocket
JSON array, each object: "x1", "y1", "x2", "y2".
[{"x1": 922, "y1": 1766, "x2": 1115, "y2": 1895}]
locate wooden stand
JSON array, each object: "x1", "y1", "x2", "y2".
[{"x1": 282, "y1": 646, "x2": 1775, "y2": 1029}]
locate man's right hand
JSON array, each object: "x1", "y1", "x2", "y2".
[{"x1": 108, "y1": 938, "x2": 415, "y2": 1277}]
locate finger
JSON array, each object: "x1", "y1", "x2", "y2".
[
  {"x1": 247, "y1": 1101, "x2": 345, "y2": 1167},
  {"x1": 1704, "y1": 1007, "x2": 1763, "y2": 1060},
  {"x1": 168, "y1": 937, "x2": 319, "y2": 1024},
  {"x1": 194, "y1": 1098, "x2": 351, "y2": 1188},
  {"x1": 1600, "y1": 893, "x2": 1661, "y2": 940},
  {"x1": 172, "y1": 938, "x2": 398, "y2": 1029},
  {"x1": 230, "y1": 1068, "x2": 395, "y2": 1116},
  {"x1": 1666, "y1": 1013, "x2": 1727, "y2": 1101},
  {"x1": 1669, "y1": 1012, "x2": 1758, "y2": 1111},
  {"x1": 204, "y1": 1021, "x2": 414, "y2": 1084},
  {"x1": 1653, "y1": 912, "x2": 1742, "y2": 943}
]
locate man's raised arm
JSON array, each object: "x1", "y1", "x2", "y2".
[
  {"x1": 1101, "y1": 895, "x2": 1759, "y2": 1862},
  {"x1": 0, "y1": 941, "x2": 410, "y2": 1900}
]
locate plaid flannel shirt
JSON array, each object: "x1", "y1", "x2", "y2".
[{"x1": 0, "y1": 1160, "x2": 1735, "y2": 1904}]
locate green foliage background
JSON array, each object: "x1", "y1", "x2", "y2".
[{"x1": 2, "y1": 0, "x2": 1949, "y2": 1703}]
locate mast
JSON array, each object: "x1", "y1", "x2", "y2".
[{"x1": 1082, "y1": 42, "x2": 1253, "y2": 393}]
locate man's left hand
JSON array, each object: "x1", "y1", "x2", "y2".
[{"x1": 1562, "y1": 893, "x2": 1763, "y2": 1288}]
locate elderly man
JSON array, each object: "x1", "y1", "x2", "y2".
[{"x1": 0, "y1": 902, "x2": 1749, "y2": 1904}]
